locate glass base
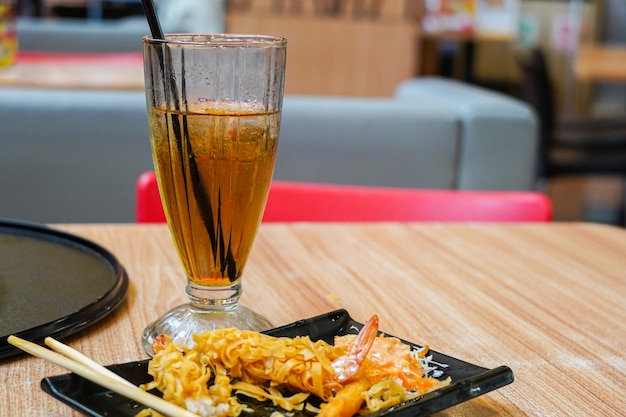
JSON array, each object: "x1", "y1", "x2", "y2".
[{"x1": 142, "y1": 303, "x2": 272, "y2": 355}]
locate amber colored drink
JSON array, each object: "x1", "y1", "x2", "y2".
[
  {"x1": 141, "y1": 34, "x2": 285, "y2": 350},
  {"x1": 149, "y1": 105, "x2": 280, "y2": 287}
]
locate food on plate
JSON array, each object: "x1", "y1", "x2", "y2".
[{"x1": 138, "y1": 315, "x2": 450, "y2": 417}]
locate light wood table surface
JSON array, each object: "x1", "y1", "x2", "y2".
[
  {"x1": 1, "y1": 222, "x2": 625, "y2": 416},
  {"x1": 574, "y1": 45, "x2": 626, "y2": 83},
  {"x1": 0, "y1": 52, "x2": 144, "y2": 90}
]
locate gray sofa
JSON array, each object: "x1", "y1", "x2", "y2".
[
  {"x1": 0, "y1": 77, "x2": 538, "y2": 223},
  {"x1": 17, "y1": 17, "x2": 149, "y2": 53},
  {"x1": 16, "y1": 5, "x2": 225, "y2": 53}
]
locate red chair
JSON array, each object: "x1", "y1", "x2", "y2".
[
  {"x1": 136, "y1": 171, "x2": 166, "y2": 223},
  {"x1": 136, "y1": 171, "x2": 552, "y2": 223}
]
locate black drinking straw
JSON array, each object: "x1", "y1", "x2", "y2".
[
  {"x1": 140, "y1": 0, "x2": 164, "y2": 39},
  {"x1": 139, "y1": 0, "x2": 231, "y2": 279}
]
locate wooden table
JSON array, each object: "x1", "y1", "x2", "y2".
[
  {"x1": 0, "y1": 51, "x2": 144, "y2": 90},
  {"x1": 1, "y1": 222, "x2": 625, "y2": 416},
  {"x1": 574, "y1": 45, "x2": 626, "y2": 83}
]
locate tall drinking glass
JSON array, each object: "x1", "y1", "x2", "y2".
[{"x1": 141, "y1": 34, "x2": 287, "y2": 354}]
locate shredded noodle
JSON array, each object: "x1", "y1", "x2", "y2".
[{"x1": 139, "y1": 325, "x2": 450, "y2": 417}]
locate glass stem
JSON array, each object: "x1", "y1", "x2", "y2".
[{"x1": 186, "y1": 279, "x2": 242, "y2": 310}]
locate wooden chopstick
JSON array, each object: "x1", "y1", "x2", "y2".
[
  {"x1": 44, "y1": 336, "x2": 136, "y2": 389},
  {"x1": 8, "y1": 335, "x2": 199, "y2": 417}
]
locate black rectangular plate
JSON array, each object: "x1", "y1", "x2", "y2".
[{"x1": 41, "y1": 309, "x2": 513, "y2": 417}]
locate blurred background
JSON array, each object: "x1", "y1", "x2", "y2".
[{"x1": 7, "y1": 0, "x2": 626, "y2": 225}]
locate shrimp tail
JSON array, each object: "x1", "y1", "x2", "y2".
[{"x1": 331, "y1": 315, "x2": 379, "y2": 382}]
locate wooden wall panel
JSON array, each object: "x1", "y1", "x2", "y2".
[{"x1": 226, "y1": 1, "x2": 420, "y2": 97}]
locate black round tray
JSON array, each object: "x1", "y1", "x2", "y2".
[{"x1": 0, "y1": 219, "x2": 128, "y2": 360}]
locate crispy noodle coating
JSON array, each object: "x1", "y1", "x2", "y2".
[{"x1": 139, "y1": 325, "x2": 450, "y2": 417}]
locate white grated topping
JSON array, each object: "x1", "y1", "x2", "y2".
[
  {"x1": 185, "y1": 397, "x2": 230, "y2": 417},
  {"x1": 410, "y1": 346, "x2": 448, "y2": 379}
]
